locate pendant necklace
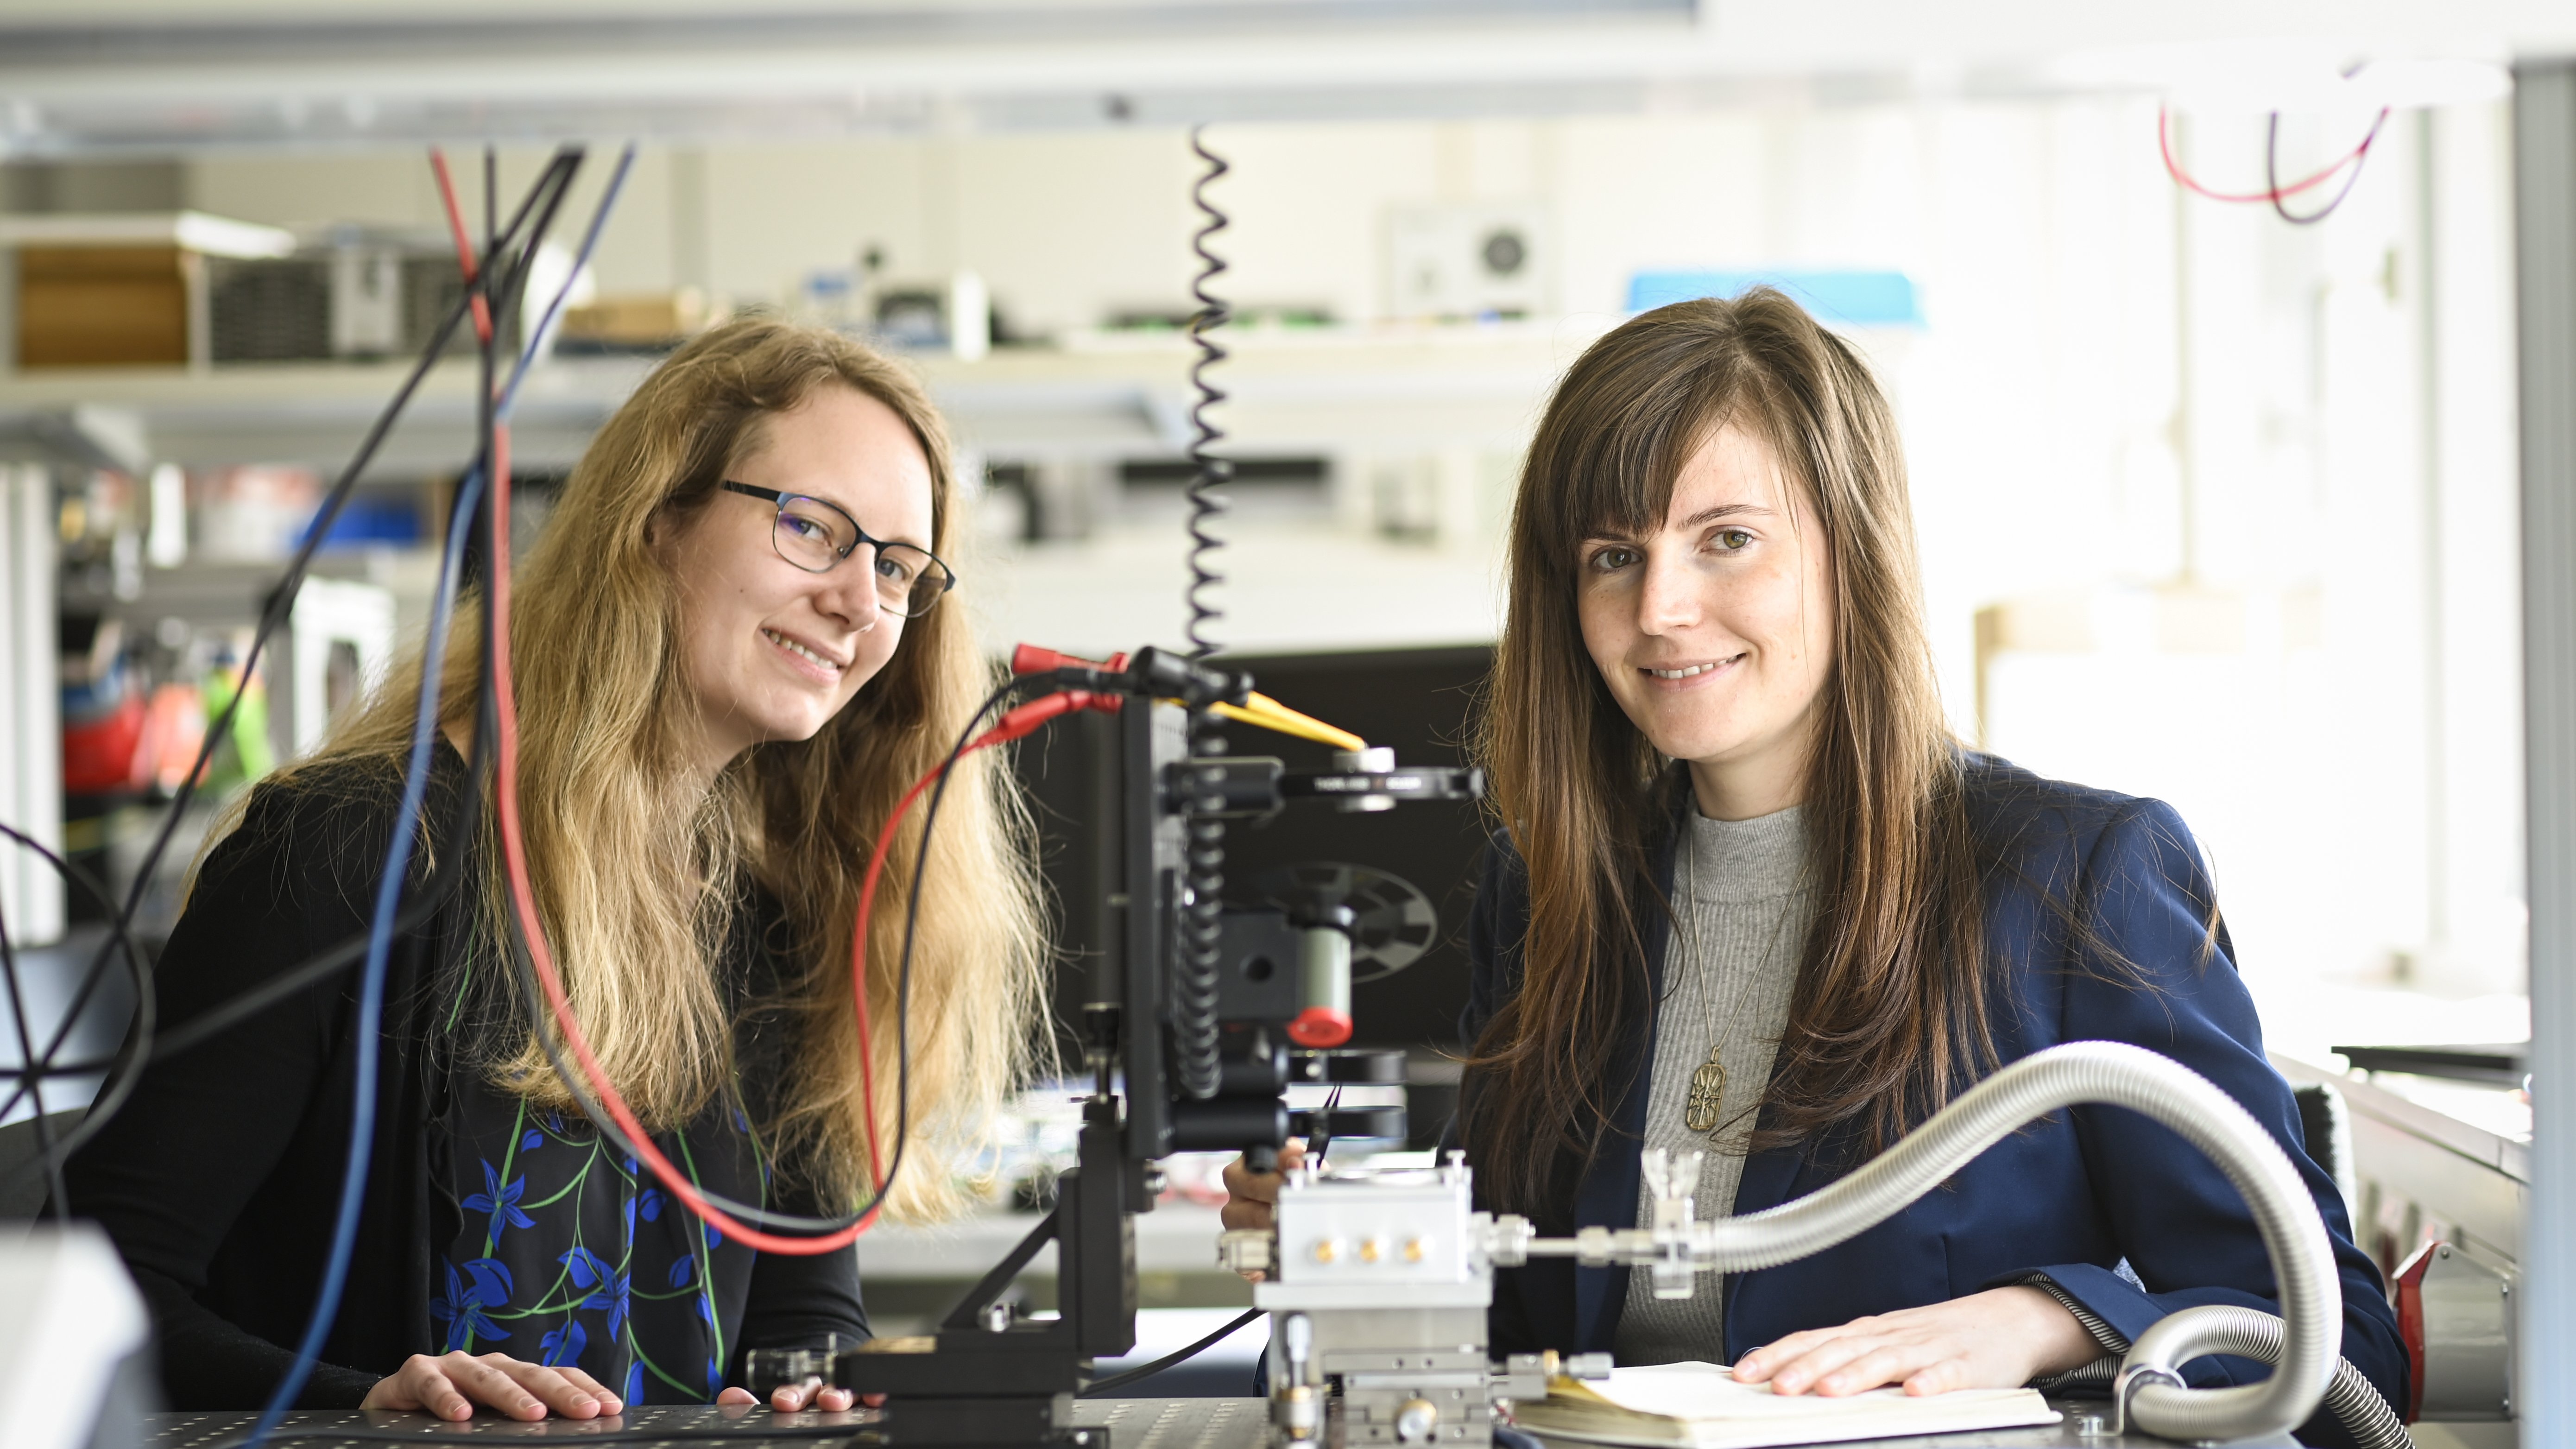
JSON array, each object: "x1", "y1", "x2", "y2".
[
  {"x1": 1685, "y1": 1047, "x2": 1727, "y2": 1135},
  {"x1": 1679, "y1": 826, "x2": 1730, "y2": 1136}
]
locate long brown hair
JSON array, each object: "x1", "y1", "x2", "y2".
[
  {"x1": 1463, "y1": 289, "x2": 1989, "y2": 1215},
  {"x1": 247, "y1": 316, "x2": 1047, "y2": 1222}
]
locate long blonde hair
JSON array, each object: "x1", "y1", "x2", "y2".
[{"x1": 265, "y1": 317, "x2": 1046, "y2": 1223}]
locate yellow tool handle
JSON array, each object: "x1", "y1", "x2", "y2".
[{"x1": 1157, "y1": 696, "x2": 1367, "y2": 753}]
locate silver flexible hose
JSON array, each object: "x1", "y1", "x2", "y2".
[
  {"x1": 1515, "y1": 1041, "x2": 2340, "y2": 1444},
  {"x1": 2122, "y1": 1306, "x2": 2409, "y2": 1449}
]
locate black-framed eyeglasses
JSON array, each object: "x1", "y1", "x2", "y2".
[{"x1": 720, "y1": 481, "x2": 956, "y2": 619}]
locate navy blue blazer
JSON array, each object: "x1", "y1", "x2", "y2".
[{"x1": 1457, "y1": 753, "x2": 2406, "y2": 1445}]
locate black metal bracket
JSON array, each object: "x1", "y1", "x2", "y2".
[{"x1": 938, "y1": 1202, "x2": 1063, "y2": 1333}]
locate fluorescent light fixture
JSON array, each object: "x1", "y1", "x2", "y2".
[{"x1": 0, "y1": 210, "x2": 295, "y2": 259}]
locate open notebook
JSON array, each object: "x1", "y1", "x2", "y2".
[{"x1": 1509, "y1": 1362, "x2": 2063, "y2": 1449}]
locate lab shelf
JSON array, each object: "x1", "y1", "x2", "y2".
[{"x1": 0, "y1": 323, "x2": 1604, "y2": 475}]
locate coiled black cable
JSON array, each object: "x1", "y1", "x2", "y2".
[{"x1": 1173, "y1": 126, "x2": 1233, "y2": 1101}]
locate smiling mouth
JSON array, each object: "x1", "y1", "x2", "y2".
[
  {"x1": 763, "y1": 627, "x2": 846, "y2": 673},
  {"x1": 1644, "y1": 655, "x2": 1741, "y2": 681}
]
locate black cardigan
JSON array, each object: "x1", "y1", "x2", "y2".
[{"x1": 63, "y1": 743, "x2": 866, "y2": 1409}]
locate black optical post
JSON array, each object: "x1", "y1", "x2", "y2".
[{"x1": 783, "y1": 662, "x2": 1476, "y2": 1448}]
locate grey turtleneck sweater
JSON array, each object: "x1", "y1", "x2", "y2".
[{"x1": 1613, "y1": 805, "x2": 1813, "y2": 1367}]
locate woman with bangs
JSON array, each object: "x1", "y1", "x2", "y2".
[
  {"x1": 1225, "y1": 291, "x2": 2405, "y2": 1444},
  {"x1": 70, "y1": 319, "x2": 1047, "y2": 1418}
]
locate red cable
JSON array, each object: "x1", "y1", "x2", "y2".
[
  {"x1": 427, "y1": 148, "x2": 495, "y2": 347},
  {"x1": 490, "y1": 460, "x2": 1113, "y2": 1258},
  {"x1": 2157, "y1": 104, "x2": 2387, "y2": 205},
  {"x1": 490, "y1": 435, "x2": 874, "y2": 1254}
]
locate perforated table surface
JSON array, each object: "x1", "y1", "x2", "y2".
[{"x1": 139, "y1": 1397, "x2": 2288, "y2": 1449}]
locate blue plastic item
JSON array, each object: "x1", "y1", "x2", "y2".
[
  {"x1": 298, "y1": 494, "x2": 423, "y2": 550},
  {"x1": 1625, "y1": 269, "x2": 1921, "y2": 327}
]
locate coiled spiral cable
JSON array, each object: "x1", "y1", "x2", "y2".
[{"x1": 1174, "y1": 125, "x2": 1233, "y2": 1100}]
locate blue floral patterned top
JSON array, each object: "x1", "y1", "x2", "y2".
[{"x1": 430, "y1": 1084, "x2": 768, "y2": 1404}]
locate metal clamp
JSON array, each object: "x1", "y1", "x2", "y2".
[
  {"x1": 2109, "y1": 1365, "x2": 2185, "y2": 1438},
  {"x1": 1484, "y1": 1214, "x2": 1534, "y2": 1268}
]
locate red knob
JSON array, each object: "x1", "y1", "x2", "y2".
[{"x1": 1287, "y1": 1007, "x2": 1353, "y2": 1049}]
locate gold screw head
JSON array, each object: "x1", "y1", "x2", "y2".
[
  {"x1": 1360, "y1": 1238, "x2": 1383, "y2": 1263},
  {"x1": 1404, "y1": 1238, "x2": 1427, "y2": 1263},
  {"x1": 1313, "y1": 1238, "x2": 1340, "y2": 1265}
]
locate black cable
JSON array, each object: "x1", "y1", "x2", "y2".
[
  {"x1": 2266, "y1": 108, "x2": 2389, "y2": 226},
  {"x1": 1080, "y1": 1307, "x2": 1265, "y2": 1398},
  {"x1": 879, "y1": 675, "x2": 1039, "y2": 1217},
  {"x1": 0, "y1": 151, "x2": 582, "y2": 1133},
  {"x1": 0, "y1": 892, "x2": 69, "y2": 1221},
  {"x1": 1077, "y1": 1084, "x2": 1343, "y2": 1399},
  {"x1": 0, "y1": 823, "x2": 152, "y2": 1195},
  {"x1": 0, "y1": 151, "x2": 586, "y2": 1189},
  {"x1": 1173, "y1": 124, "x2": 1233, "y2": 1102}
]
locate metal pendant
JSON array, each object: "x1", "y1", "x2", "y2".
[{"x1": 1685, "y1": 1050, "x2": 1726, "y2": 1134}]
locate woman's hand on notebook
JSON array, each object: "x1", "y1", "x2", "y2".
[{"x1": 1729, "y1": 1286, "x2": 2098, "y2": 1398}]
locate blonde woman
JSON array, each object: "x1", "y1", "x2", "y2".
[{"x1": 69, "y1": 319, "x2": 1047, "y2": 1418}]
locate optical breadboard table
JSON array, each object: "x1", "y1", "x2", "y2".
[{"x1": 140, "y1": 1398, "x2": 2290, "y2": 1449}]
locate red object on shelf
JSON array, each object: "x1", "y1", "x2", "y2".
[
  {"x1": 62, "y1": 690, "x2": 147, "y2": 794},
  {"x1": 2391, "y1": 1240, "x2": 2433, "y2": 1423}
]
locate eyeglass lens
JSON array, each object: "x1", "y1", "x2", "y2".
[{"x1": 772, "y1": 496, "x2": 950, "y2": 616}]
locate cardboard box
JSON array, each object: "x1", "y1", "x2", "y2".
[
  {"x1": 18, "y1": 246, "x2": 190, "y2": 367},
  {"x1": 0, "y1": 212, "x2": 295, "y2": 369}
]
